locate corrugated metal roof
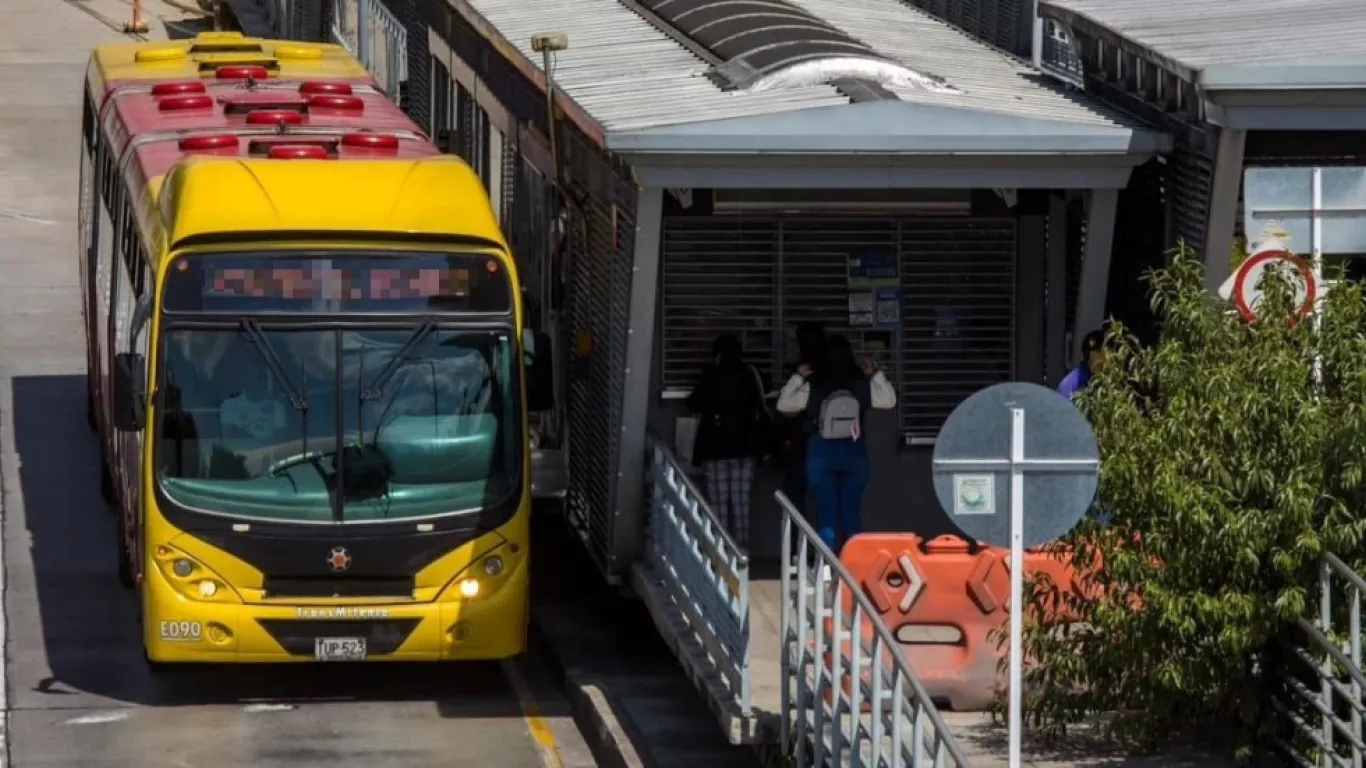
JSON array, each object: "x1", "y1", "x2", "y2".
[
  {"x1": 1042, "y1": 0, "x2": 1366, "y2": 72},
  {"x1": 464, "y1": 0, "x2": 848, "y2": 132},
  {"x1": 462, "y1": 0, "x2": 1153, "y2": 139},
  {"x1": 794, "y1": 0, "x2": 1139, "y2": 128}
]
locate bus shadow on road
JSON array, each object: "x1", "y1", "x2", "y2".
[{"x1": 10, "y1": 374, "x2": 560, "y2": 718}]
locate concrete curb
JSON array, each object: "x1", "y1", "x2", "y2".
[{"x1": 529, "y1": 615, "x2": 647, "y2": 768}]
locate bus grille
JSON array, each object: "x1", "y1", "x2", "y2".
[
  {"x1": 262, "y1": 576, "x2": 415, "y2": 599},
  {"x1": 256, "y1": 618, "x2": 421, "y2": 656}
]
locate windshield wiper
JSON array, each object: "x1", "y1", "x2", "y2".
[
  {"x1": 360, "y1": 319, "x2": 435, "y2": 401},
  {"x1": 241, "y1": 319, "x2": 308, "y2": 412}
]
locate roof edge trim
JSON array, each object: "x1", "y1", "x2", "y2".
[
  {"x1": 1200, "y1": 63, "x2": 1366, "y2": 91},
  {"x1": 741, "y1": 56, "x2": 960, "y2": 94}
]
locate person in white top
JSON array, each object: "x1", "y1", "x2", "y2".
[{"x1": 776, "y1": 334, "x2": 896, "y2": 553}]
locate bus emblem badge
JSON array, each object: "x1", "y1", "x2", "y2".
[{"x1": 327, "y1": 547, "x2": 352, "y2": 573}]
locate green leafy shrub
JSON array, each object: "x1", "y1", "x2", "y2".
[{"x1": 1017, "y1": 243, "x2": 1366, "y2": 755}]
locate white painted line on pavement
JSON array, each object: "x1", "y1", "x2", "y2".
[
  {"x1": 0, "y1": 209, "x2": 56, "y2": 226},
  {"x1": 64, "y1": 711, "x2": 132, "y2": 726},
  {"x1": 243, "y1": 703, "x2": 297, "y2": 714}
]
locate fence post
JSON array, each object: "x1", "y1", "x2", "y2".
[{"x1": 1322, "y1": 560, "x2": 1334, "y2": 767}]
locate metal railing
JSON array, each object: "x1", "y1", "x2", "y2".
[
  {"x1": 646, "y1": 438, "x2": 752, "y2": 713},
  {"x1": 1276, "y1": 553, "x2": 1366, "y2": 768},
  {"x1": 330, "y1": 0, "x2": 406, "y2": 102},
  {"x1": 778, "y1": 491, "x2": 968, "y2": 767}
]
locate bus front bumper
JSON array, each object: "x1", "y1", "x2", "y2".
[{"x1": 142, "y1": 566, "x2": 527, "y2": 663}]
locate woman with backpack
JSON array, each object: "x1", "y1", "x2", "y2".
[
  {"x1": 776, "y1": 334, "x2": 897, "y2": 553},
  {"x1": 686, "y1": 334, "x2": 772, "y2": 549}
]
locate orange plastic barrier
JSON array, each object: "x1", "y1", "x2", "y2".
[{"x1": 838, "y1": 533, "x2": 1099, "y2": 711}]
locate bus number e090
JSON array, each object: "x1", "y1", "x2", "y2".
[{"x1": 159, "y1": 620, "x2": 202, "y2": 642}]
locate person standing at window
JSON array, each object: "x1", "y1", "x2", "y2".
[
  {"x1": 686, "y1": 334, "x2": 770, "y2": 549},
  {"x1": 1058, "y1": 329, "x2": 1109, "y2": 399},
  {"x1": 776, "y1": 335, "x2": 897, "y2": 553}
]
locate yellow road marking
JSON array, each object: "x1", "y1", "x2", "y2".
[{"x1": 502, "y1": 658, "x2": 564, "y2": 768}]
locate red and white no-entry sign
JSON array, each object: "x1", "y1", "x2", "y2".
[{"x1": 1225, "y1": 247, "x2": 1320, "y2": 324}]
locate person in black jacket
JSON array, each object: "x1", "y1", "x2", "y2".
[{"x1": 686, "y1": 334, "x2": 770, "y2": 549}]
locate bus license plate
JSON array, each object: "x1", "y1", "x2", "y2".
[{"x1": 314, "y1": 637, "x2": 366, "y2": 661}]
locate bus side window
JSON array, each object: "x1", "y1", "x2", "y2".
[{"x1": 132, "y1": 234, "x2": 148, "y2": 298}]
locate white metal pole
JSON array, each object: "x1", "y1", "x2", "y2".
[
  {"x1": 1311, "y1": 167, "x2": 1324, "y2": 387},
  {"x1": 1009, "y1": 407, "x2": 1026, "y2": 768}
]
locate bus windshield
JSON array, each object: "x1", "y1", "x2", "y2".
[{"x1": 155, "y1": 324, "x2": 521, "y2": 523}]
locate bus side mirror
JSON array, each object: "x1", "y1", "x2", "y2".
[
  {"x1": 524, "y1": 330, "x2": 555, "y2": 412},
  {"x1": 112, "y1": 352, "x2": 146, "y2": 432}
]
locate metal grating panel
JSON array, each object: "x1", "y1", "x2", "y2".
[
  {"x1": 400, "y1": 0, "x2": 428, "y2": 130},
  {"x1": 904, "y1": 0, "x2": 1026, "y2": 53},
  {"x1": 499, "y1": 134, "x2": 517, "y2": 235},
  {"x1": 661, "y1": 218, "x2": 780, "y2": 390},
  {"x1": 565, "y1": 201, "x2": 611, "y2": 563},
  {"x1": 899, "y1": 218, "x2": 1015, "y2": 437},
  {"x1": 1170, "y1": 143, "x2": 1213, "y2": 254},
  {"x1": 564, "y1": 171, "x2": 638, "y2": 573}
]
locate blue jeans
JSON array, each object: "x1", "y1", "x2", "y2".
[{"x1": 806, "y1": 437, "x2": 870, "y2": 554}]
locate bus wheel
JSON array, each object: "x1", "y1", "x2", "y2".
[{"x1": 115, "y1": 516, "x2": 135, "y2": 589}]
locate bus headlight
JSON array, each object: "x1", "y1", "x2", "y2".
[
  {"x1": 458, "y1": 579, "x2": 480, "y2": 598},
  {"x1": 198, "y1": 580, "x2": 219, "y2": 598},
  {"x1": 172, "y1": 559, "x2": 195, "y2": 578},
  {"x1": 482, "y1": 555, "x2": 504, "y2": 576}
]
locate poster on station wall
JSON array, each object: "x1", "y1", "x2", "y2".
[{"x1": 846, "y1": 251, "x2": 902, "y2": 329}]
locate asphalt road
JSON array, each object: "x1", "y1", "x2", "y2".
[{"x1": 0, "y1": 2, "x2": 593, "y2": 765}]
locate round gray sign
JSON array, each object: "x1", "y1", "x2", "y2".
[{"x1": 931, "y1": 382, "x2": 1100, "y2": 549}]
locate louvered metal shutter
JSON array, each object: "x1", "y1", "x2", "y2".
[
  {"x1": 661, "y1": 218, "x2": 780, "y2": 390},
  {"x1": 782, "y1": 218, "x2": 901, "y2": 379},
  {"x1": 564, "y1": 178, "x2": 637, "y2": 573},
  {"x1": 1170, "y1": 144, "x2": 1214, "y2": 254},
  {"x1": 900, "y1": 218, "x2": 1016, "y2": 438},
  {"x1": 660, "y1": 215, "x2": 1016, "y2": 439}
]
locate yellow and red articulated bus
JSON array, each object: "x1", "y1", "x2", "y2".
[{"x1": 79, "y1": 33, "x2": 554, "y2": 666}]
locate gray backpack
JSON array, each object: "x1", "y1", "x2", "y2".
[{"x1": 817, "y1": 389, "x2": 862, "y2": 440}]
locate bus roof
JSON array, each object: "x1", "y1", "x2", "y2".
[
  {"x1": 90, "y1": 32, "x2": 373, "y2": 96},
  {"x1": 157, "y1": 156, "x2": 504, "y2": 255},
  {"x1": 131, "y1": 133, "x2": 441, "y2": 197},
  {"x1": 106, "y1": 86, "x2": 421, "y2": 155}
]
